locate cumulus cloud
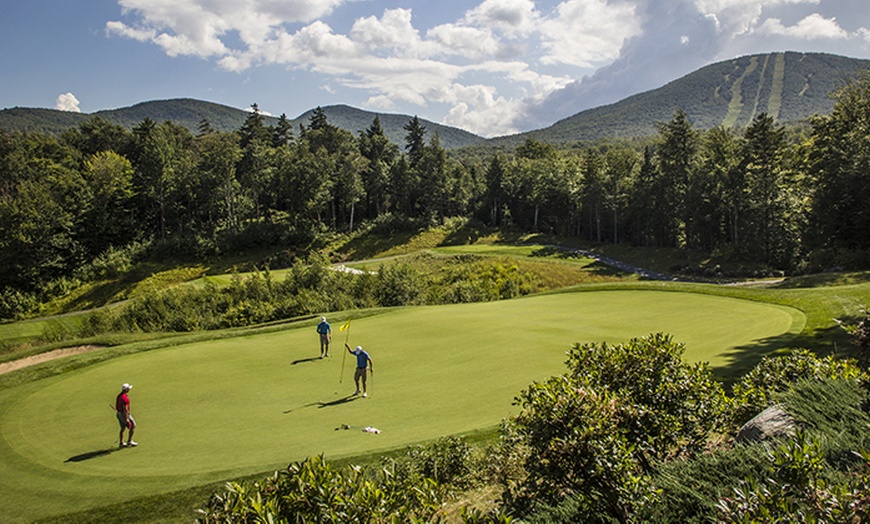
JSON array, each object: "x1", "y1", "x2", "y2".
[
  {"x1": 539, "y1": 0, "x2": 641, "y2": 67},
  {"x1": 756, "y1": 13, "x2": 848, "y2": 39},
  {"x1": 107, "y1": 0, "x2": 347, "y2": 58},
  {"x1": 105, "y1": 0, "x2": 870, "y2": 136},
  {"x1": 55, "y1": 92, "x2": 81, "y2": 112}
]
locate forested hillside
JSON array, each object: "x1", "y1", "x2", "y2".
[
  {"x1": 492, "y1": 51, "x2": 870, "y2": 146},
  {"x1": 2, "y1": 61, "x2": 870, "y2": 320},
  {"x1": 2, "y1": 52, "x2": 867, "y2": 148},
  {"x1": 0, "y1": 99, "x2": 483, "y2": 149}
]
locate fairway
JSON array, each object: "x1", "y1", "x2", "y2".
[{"x1": 0, "y1": 290, "x2": 803, "y2": 521}]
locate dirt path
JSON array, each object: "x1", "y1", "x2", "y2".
[{"x1": 0, "y1": 345, "x2": 104, "y2": 375}]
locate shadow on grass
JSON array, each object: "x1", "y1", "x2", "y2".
[
  {"x1": 339, "y1": 229, "x2": 421, "y2": 260},
  {"x1": 291, "y1": 356, "x2": 322, "y2": 365},
  {"x1": 440, "y1": 224, "x2": 491, "y2": 246},
  {"x1": 282, "y1": 394, "x2": 360, "y2": 413},
  {"x1": 711, "y1": 318, "x2": 861, "y2": 390},
  {"x1": 65, "y1": 447, "x2": 122, "y2": 463},
  {"x1": 317, "y1": 395, "x2": 360, "y2": 408},
  {"x1": 530, "y1": 246, "x2": 587, "y2": 261}
]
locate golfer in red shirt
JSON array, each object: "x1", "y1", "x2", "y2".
[{"x1": 115, "y1": 383, "x2": 137, "y2": 447}]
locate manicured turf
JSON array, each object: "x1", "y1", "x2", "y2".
[{"x1": 0, "y1": 290, "x2": 803, "y2": 521}]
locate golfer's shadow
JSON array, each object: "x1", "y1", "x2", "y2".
[
  {"x1": 283, "y1": 395, "x2": 358, "y2": 414},
  {"x1": 317, "y1": 395, "x2": 359, "y2": 408},
  {"x1": 291, "y1": 356, "x2": 322, "y2": 365},
  {"x1": 65, "y1": 447, "x2": 120, "y2": 463}
]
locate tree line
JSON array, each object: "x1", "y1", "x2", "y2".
[{"x1": 2, "y1": 71, "x2": 869, "y2": 310}]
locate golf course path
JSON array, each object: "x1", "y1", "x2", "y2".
[{"x1": 0, "y1": 345, "x2": 103, "y2": 375}]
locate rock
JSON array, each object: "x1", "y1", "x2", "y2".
[{"x1": 736, "y1": 405, "x2": 797, "y2": 443}]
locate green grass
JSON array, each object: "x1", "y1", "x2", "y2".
[{"x1": 0, "y1": 288, "x2": 803, "y2": 522}]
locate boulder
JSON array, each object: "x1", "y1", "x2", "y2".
[{"x1": 736, "y1": 405, "x2": 797, "y2": 443}]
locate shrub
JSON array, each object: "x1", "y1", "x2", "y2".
[
  {"x1": 505, "y1": 334, "x2": 727, "y2": 521},
  {"x1": 400, "y1": 436, "x2": 475, "y2": 488},
  {"x1": 197, "y1": 454, "x2": 445, "y2": 523},
  {"x1": 729, "y1": 349, "x2": 864, "y2": 426},
  {"x1": 642, "y1": 378, "x2": 870, "y2": 523},
  {"x1": 715, "y1": 434, "x2": 870, "y2": 523},
  {"x1": 376, "y1": 262, "x2": 423, "y2": 306}
]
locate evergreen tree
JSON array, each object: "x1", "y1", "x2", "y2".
[
  {"x1": 272, "y1": 113, "x2": 294, "y2": 148},
  {"x1": 809, "y1": 69, "x2": 870, "y2": 253},
  {"x1": 238, "y1": 103, "x2": 270, "y2": 149},
  {"x1": 403, "y1": 116, "x2": 426, "y2": 168},
  {"x1": 483, "y1": 155, "x2": 507, "y2": 226},
  {"x1": 358, "y1": 116, "x2": 398, "y2": 218},
  {"x1": 655, "y1": 110, "x2": 698, "y2": 247},
  {"x1": 741, "y1": 113, "x2": 792, "y2": 266}
]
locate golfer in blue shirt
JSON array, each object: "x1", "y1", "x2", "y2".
[
  {"x1": 316, "y1": 317, "x2": 331, "y2": 358},
  {"x1": 346, "y1": 343, "x2": 373, "y2": 397}
]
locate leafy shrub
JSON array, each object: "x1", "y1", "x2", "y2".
[
  {"x1": 376, "y1": 262, "x2": 423, "y2": 306},
  {"x1": 505, "y1": 334, "x2": 727, "y2": 521},
  {"x1": 839, "y1": 308, "x2": 870, "y2": 369},
  {"x1": 642, "y1": 378, "x2": 870, "y2": 523},
  {"x1": 400, "y1": 436, "x2": 475, "y2": 488},
  {"x1": 729, "y1": 349, "x2": 864, "y2": 426},
  {"x1": 0, "y1": 288, "x2": 39, "y2": 320},
  {"x1": 197, "y1": 454, "x2": 445, "y2": 523},
  {"x1": 715, "y1": 434, "x2": 870, "y2": 523},
  {"x1": 76, "y1": 241, "x2": 148, "y2": 281}
]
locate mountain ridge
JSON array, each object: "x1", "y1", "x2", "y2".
[{"x1": 2, "y1": 51, "x2": 868, "y2": 149}]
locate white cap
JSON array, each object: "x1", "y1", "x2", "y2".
[
  {"x1": 321, "y1": 317, "x2": 326, "y2": 322},
  {"x1": 122, "y1": 383, "x2": 132, "y2": 391},
  {"x1": 356, "y1": 346, "x2": 363, "y2": 351}
]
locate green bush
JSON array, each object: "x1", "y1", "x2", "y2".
[
  {"x1": 715, "y1": 434, "x2": 870, "y2": 523},
  {"x1": 729, "y1": 349, "x2": 864, "y2": 426},
  {"x1": 640, "y1": 377, "x2": 870, "y2": 523},
  {"x1": 376, "y1": 262, "x2": 424, "y2": 306},
  {"x1": 400, "y1": 436, "x2": 475, "y2": 488},
  {"x1": 506, "y1": 334, "x2": 727, "y2": 521},
  {"x1": 197, "y1": 455, "x2": 445, "y2": 523}
]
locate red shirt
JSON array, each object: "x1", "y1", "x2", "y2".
[{"x1": 116, "y1": 392, "x2": 130, "y2": 413}]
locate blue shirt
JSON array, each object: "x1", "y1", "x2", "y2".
[
  {"x1": 316, "y1": 321, "x2": 330, "y2": 334},
  {"x1": 354, "y1": 348, "x2": 370, "y2": 368}
]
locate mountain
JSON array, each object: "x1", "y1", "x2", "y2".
[
  {"x1": 289, "y1": 105, "x2": 485, "y2": 149},
  {"x1": 491, "y1": 52, "x2": 870, "y2": 147},
  {"x1": 0, "y1": 98, "x2": 484, "y2": 149},
  {"x1": 2, "y1": 52, "x2": 868, "y2": 149}
]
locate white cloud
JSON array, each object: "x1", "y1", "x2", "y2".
[
  {"x1": 539, "y1": 0, "x2": 641, "y2": 67},
  {"x1": 692, "y1": 0, "x2": 822, "y2": 37},
  {"x1": 107, "y1": 0, "x2": 348, "y2": 58},
  {"x1": 464, "y1": 0, "x2": 539, "y2": 37},
  {"x1": 350, "y1": 9, "x2": 423, "y2": 54},
  {"x1": 426, "y1": 23, "x2": 500, "y2": 59},
  {"x1": 55, "y1": 92, "x2": 81, "y2": 112},
  {"x1": 756, "y1": 13, "x2": 849, "y2": 39},
  {"x1": 104, "y1": 0, "x2": 870, "y2": 136}
]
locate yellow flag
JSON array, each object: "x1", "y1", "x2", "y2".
[{"x1": 339, "y1": 319, "x2": 351, "y2": 332}]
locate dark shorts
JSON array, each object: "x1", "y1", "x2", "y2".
[
  {"x1": 354, "y1": 367, "x2": 367, "y2": 381},
  {"x1": 117, "y1": 412, "x2": 135, "y2": 429}
]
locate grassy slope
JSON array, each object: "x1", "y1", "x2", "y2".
[
  {"x1": 0, "y1": 289, "x2": 803, "y2": 522},
  {"x1": 1, "y1": 226, "x2": 868, "y2": 522}
]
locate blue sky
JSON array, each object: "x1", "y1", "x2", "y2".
[{"x1": 2, "y1": 0, "x2": 869, "y2": 137}]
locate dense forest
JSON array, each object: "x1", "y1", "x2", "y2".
[{"x1": 2, "y1": 69, "x2": 870, "y2": 320}]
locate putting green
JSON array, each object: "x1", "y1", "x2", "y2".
[{"x1": 0, "y1": 290, "x2": 803, "y2": 521}]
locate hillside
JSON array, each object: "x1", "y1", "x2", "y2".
[
  {"x1": 290, "y1": 104, "x2": 485, "y2": 149},
  {"x1": 490, "y1": 51, "x2": 870, "y2": 146},
  {"x1": 1, "y1": 52, "x2": 868, "y2": 149},
  {"x1": 0, "y1": 99, "x2": 484, "y2": 149}
]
